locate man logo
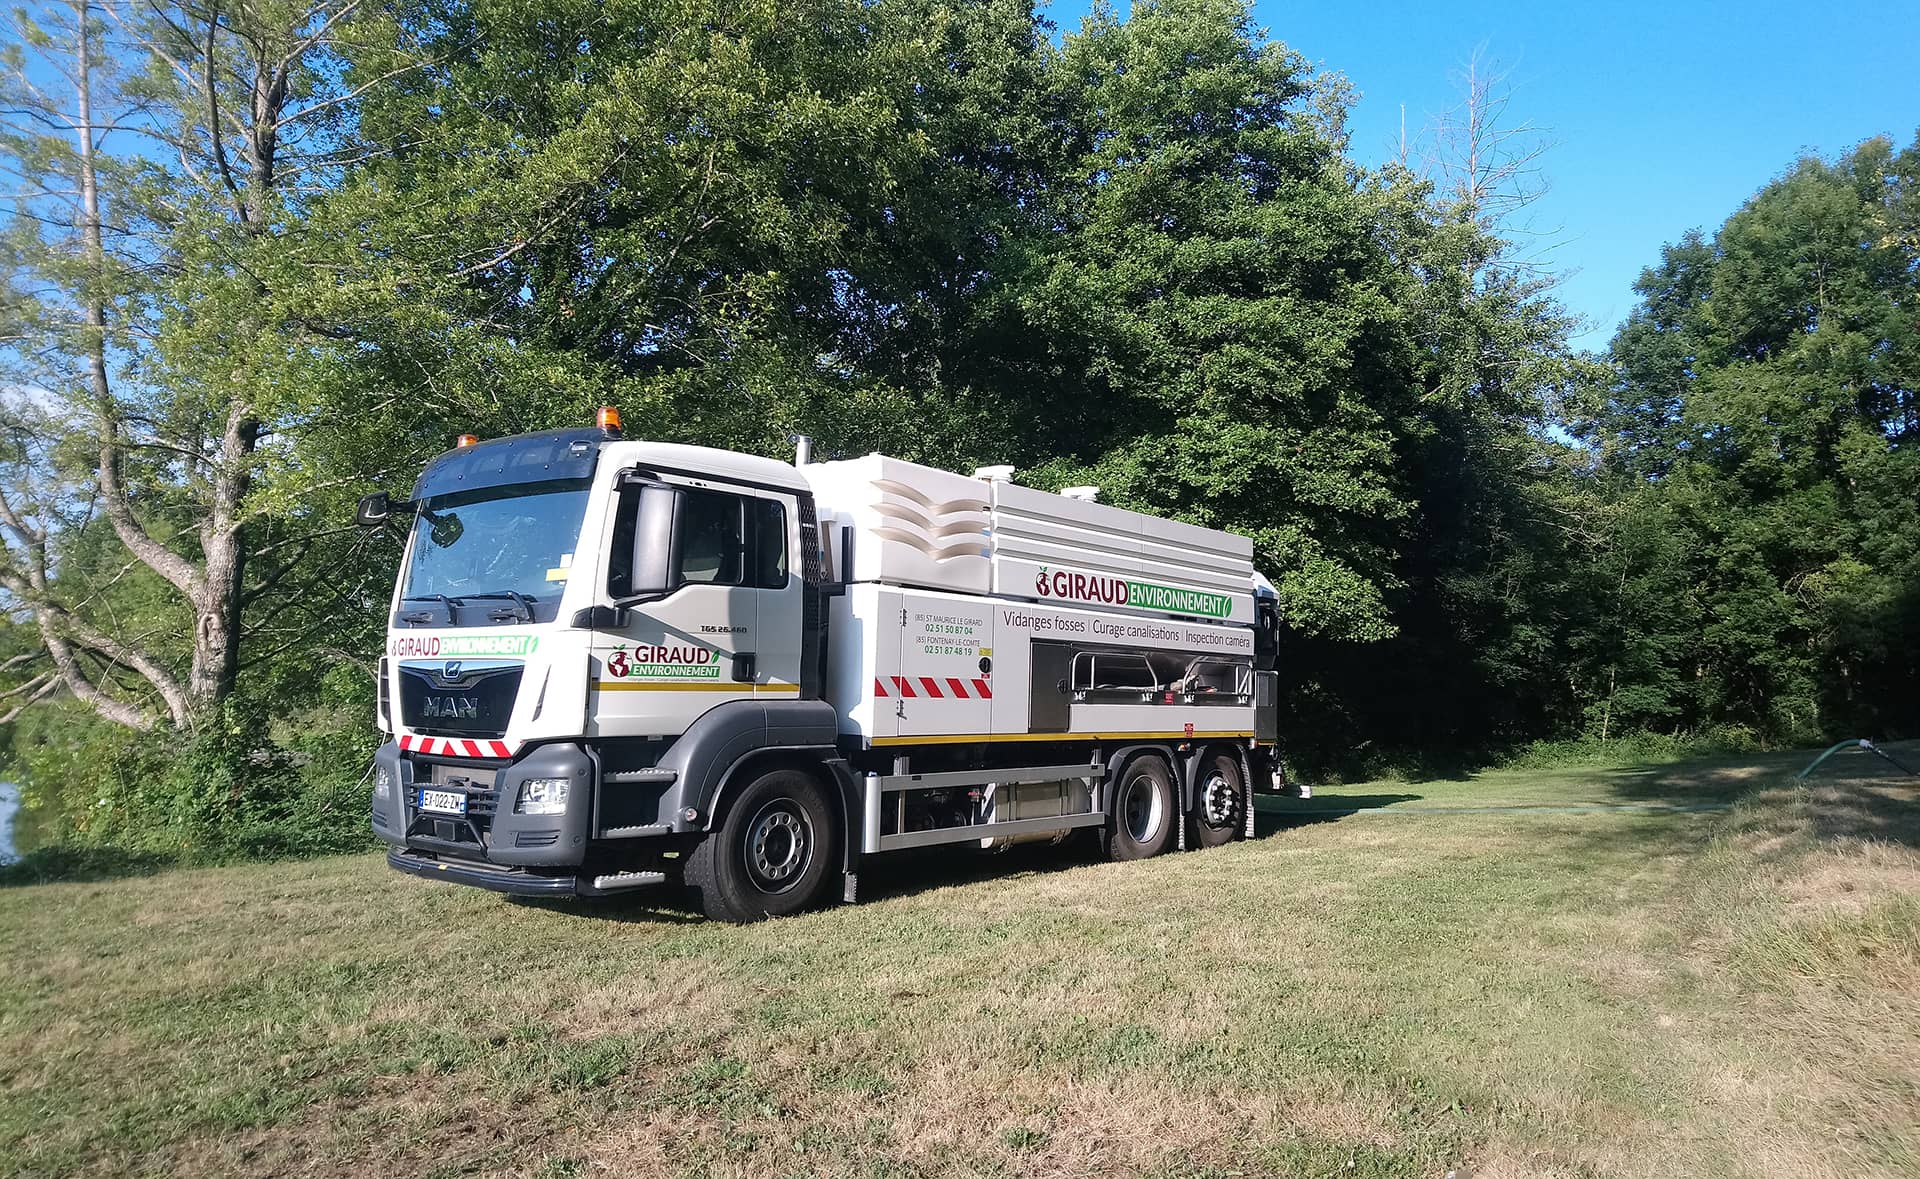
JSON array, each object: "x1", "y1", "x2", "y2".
[
  {"x1": 423, "y1": 696, "x2": 479, "y2": 720},
  {"x1": 443, "y1": 660, "x2": 463, "y2": 680}
]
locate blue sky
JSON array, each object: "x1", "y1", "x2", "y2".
[{"x1": 1047, "y1": 1, "x2": 1920, "y2": 352}]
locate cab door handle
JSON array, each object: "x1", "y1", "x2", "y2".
[{"x1": 732, "y1": 652, "x2": 756, "y2": 683}]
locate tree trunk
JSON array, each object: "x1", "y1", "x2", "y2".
[{"x1": 190, "y1": 405, "x2": 259, "y2": 709}]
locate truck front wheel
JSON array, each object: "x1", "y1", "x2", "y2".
[
  {"x1": 1104, "y1": 754, "x2": 1175, "y2": 861},
  {"x1": 685, "y1": 769, "x2": 838, "y2": 922}
]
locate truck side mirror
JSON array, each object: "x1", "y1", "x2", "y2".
[
  {"x1": 355, "y1": 492, "x2": 391, "y2": 527},
  {"x1": 1253, "y1": 598, "x2": 1280, "y2": 671},
  {"x1": 626, "y1": 482, "x2": 685, "y2": 598}
]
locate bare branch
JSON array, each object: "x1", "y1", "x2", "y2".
[
  {"x1": 280, "y1": 0, "x2": 363, "y2": 70},
  {"x1": 202, "y1": 1, "x2": 250, "y2": 222},
  {"x1": 0, "y1": 650, "x2": 49, "y2": 673},
  {"x1": 0, "y1": 673, "x2": 59, "y2": 724},
  {"x1": 1414, "y1": 45, "x2": 1556, "y2": 231}
]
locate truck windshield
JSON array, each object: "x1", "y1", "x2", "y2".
[{"x1": 401, "y1": 480, "x2": 590, "y2": 624}]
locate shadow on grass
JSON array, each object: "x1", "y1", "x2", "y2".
[
  {"x1": 1597, "y1": 740, "x2": 1918, "y2": 810},
  {"x1": 511, "y1": 840, "x2": 1105, "y2": 921},
  {"x1": 1542, "y1": 741, "x2": 1920, "y2": 869},
  {"x1": 508, "y1": 893, "x2": 704, "y2": 925},
  {"x1": 853, "y1": 837, "x2": 1100, "y2": 905},
  {"x1": 0, "y1": 844, "x2": 181, "y2": 887},
  {"x1": 555, "y1": 791, "x2": 1443, "y2": 920},
  {"x1": 850, "y1": 793, "x2": 1414, "y2": 902},
  {"x1": 1807, "y1": 779, "x2": 1920, "y2": 848},
  {"x1": 1254, "y1": 793, "x2": 1423, "y2": 837}
]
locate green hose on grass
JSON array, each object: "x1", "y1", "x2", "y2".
[{"x1": 1796, "y1": 739, "x2": 1918, "y2": 780}]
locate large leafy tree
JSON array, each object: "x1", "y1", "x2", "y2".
[
  {"x1": 992, "y1": 0, "x2": 1419, "y2": 644},
  {"x1": 1591, "y1": 135, "x2": 1920, "y2": 739},
  {"x1": 311, "y1": 0, "x2": 1054, "y2": 475}
]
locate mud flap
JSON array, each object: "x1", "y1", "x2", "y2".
[{"x1": 1242, "y1": 749, "x2": 1256, "y2": 840}]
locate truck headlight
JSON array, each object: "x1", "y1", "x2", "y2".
[
  {"x1": 373, "y1": 764, "x2": 394, "y2": 802},
  {"x1": 516, "y1": 778, "x2": 570, "y2": 815}
]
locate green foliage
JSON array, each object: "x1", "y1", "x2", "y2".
[
  {"x1": 1007, "y1": 0, "x2": 1416, "y2": 642},
  {"x1": 5, "y1": 688, "x2": 378, "y2": 864},
  {"x1": 2, "y1": 0, "x2": 1915, "y2": 870},
  {"x1": 1500, "y1": 729, "x2": 1763, "y2": 773},
  {"x1": 1582, "y1": 134, "x2": 1920, "y2": 747}
]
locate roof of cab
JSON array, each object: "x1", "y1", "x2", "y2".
[
  {"x1": 413, "y1": 430, "x2": 809, "y2": 501},
  {"x1": 606, "y1": 439, "x2": 808, "y2": 492},
  {"x1": 413, "y1": 428, "x2": 603, "y2": 499}
]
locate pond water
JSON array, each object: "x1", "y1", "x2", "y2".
[{"x1": 0, "y1": 782, "x2": 17, "y2": 862}]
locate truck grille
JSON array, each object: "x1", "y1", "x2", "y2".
[{"x1": 397, "y1": 662, "x2": 523, "y2": 738}]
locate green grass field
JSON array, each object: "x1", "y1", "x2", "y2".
[{"x1": 2, "y1": 746, "x2": 1916, "y2": 1178}]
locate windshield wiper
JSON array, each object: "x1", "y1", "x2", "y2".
[
  {"x1": 400, "y1": 593, "x2": 464, "y2": 624},
  {"x1": 463, "y1": 590, "x2": 536, "y2": 621}
]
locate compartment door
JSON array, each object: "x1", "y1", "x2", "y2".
[{"x1": 893, "y1": 600, "x2": 994, "y2": 738}]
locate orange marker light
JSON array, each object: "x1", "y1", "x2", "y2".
[
  {"x1": 596, "y1": 405, "x2": 622, "y2": 435},
  {"x1": 455, "y1": 433, "x2": 478, "y2": 448}
]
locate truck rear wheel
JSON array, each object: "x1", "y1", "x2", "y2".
[
  {"x1": 685, "y1": 769, "x2": 838, "y2": 923},
  {"x1": 1104, "y1": 754, "x2": 1175, "y2": 861},
  {"x1": 1188, "y1": 751, "x2": 1243, "y2": 849}
]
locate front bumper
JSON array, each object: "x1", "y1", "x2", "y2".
[
  {"x1": 387, "y1": 848, "x2": 581, "y2": 895},
  {"x1": 373, "y1": 738, "x2": 596, "y2": 867},
  {"x1": 387, "y1": 849, "x2": 669, "y2": 898}
]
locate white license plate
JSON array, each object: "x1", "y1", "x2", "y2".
[{"x1": 418, "y1": 788, "x2": 467, "y2": 816}]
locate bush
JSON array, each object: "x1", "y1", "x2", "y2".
[
  {"x1": 1500, "y1": 729, "x2": 1760, "y2": 771},
  {"x1": 1, "y1": 688, "x2": 380, "y2": 875}
]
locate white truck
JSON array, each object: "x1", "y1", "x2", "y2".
[{"x1": 361, "y1": 410, "x2": 1285, "y2": 921}]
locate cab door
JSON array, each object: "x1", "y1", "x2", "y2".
[
  {"x1": 747, "y1": 491, "x2": 804, "y2": 701},
  {"x1": 588, "y1": 480, "x2": 759, "y2": 739}
]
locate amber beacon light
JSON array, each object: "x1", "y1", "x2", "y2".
[
  {"x1": 454, "y1": 433, "x2": 479, "y2": 448},
  {"x1": 596, "y1": 405, "x2": 623, "y2": 435}
]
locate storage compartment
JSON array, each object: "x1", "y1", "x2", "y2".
[
  {"x1": 1028, "y1": 641, "x2": 1074, "y2": 733},
  {"x1": 803, "y1": 456, "x2": 1254, "y2": 624},
  {"x1": 987, "y1": 480, "x2": 1255, "y2": 623},
  {"x1": 801, "y1": 455, "x2": 991, "y2": 594}
]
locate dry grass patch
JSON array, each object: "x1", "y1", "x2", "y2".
[{"x1": 3, "y1": 750, "x2": 1918, "y2": 1177}]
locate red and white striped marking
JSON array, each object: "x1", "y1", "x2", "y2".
[
  {"x1": 398, "y1": 733, "x2": 515, "y2": 759},
  {"x1": 873, "y1": 675, "x2": 992, "y2": 700}
]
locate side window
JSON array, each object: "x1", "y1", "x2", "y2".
[
  {"x1": 603, "y1": 482, "x2": 781, "y2": 597},
  {"x1": 607, "y1": 491, "x2": 638, "y2": 599},
  {"x1": 752, "y1": 498, "x2": 788, "y2": 589},
  {"x1": 675, "y1": 489, "x2": 745, "y2": 585}
]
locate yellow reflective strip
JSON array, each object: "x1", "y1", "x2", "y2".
[
  {"x1": 867, "y1": 730, "x2": 1251, "y2": 746},
  {"x1": 595, "y1": 681, "x2": 800, "y2": 693}
]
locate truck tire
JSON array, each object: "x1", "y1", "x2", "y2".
[
  {"x1": 685, "y1": 768, "x2": 838, "y2": 923},
  {"x1": 1104, "y1": 754, "x2": 1175, "y2": 861},
  {"x1": 1188, "y1": 751, "x2": 1243, "y2": 849}
]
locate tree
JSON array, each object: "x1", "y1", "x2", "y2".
[
  {"x1": 1413, "y1": 46, "x2": 1554, "y2": 239},
  {"x1": 1592, "y1": 134, "x2": 1920, "y2": 740},
  {"x1": 0, "y1": 0, "x2": 420, "y2": 730},
  {"x1": 982, "y1": 0, "x2": 1420, "y2": 644},
  {"x1": 306, "y1": 0, "x2": 1055, "y2": 474}
]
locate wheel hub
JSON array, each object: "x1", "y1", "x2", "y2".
[
  {"x1": 744, "y1": 803, "x2": 809, "y2": 891},
  {"x1": 1202, "y1": 771, "x2": 1238, "y2": 827},
  {"x1": 1123, "y1": 772, "x2": 1165, "y2": 843}
]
